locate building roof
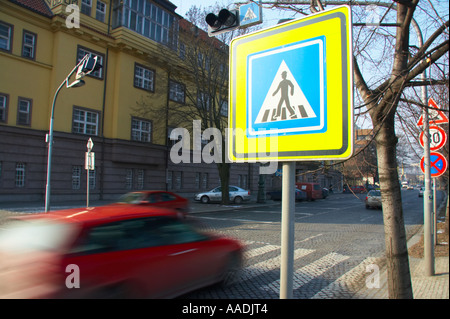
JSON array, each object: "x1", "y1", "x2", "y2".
[{"x1": 9, "y1": 0, "x2": 53, "y2": 18}]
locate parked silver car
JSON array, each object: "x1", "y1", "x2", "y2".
[
  {"x1": 195, "y1": 186, "x2": 251, "y2": 204},
  {"x1": 365, "y1": 190, "x2": 382, "y2": 209}
]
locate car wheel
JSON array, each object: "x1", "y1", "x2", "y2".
[
  {"x1": 201, "y1": 196, "x2": 210, "y2": 204},
  {"x1": 366, "y1": 205, "x2": 370, "y2": 209},
  {"x1": 234, "y1": 196, "x2": 243, "y2": 204},
  {"x1": 221, "y1": 253, "x2": 241, "y2": 287}
]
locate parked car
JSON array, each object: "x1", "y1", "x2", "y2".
[
  {"x1": 351, "y1": 185, "x2": 367, "y2": 194},
  {"x1": 194, "y1": 186, "x2": 251, "y2": 204},
  {"x1": 295, "y1": 182, "x2": 323, "y2": 201},
  {"x1": 115, "y1": 190, "x2": 189, "y2": 217},
  {"x1": 365, "y1": 190, "x2": 382, "y2": 209},
  {"x1": 267, "y1": 187, "x2": 307, "y2": 201},
  {"x1": 0, "y1": 205, "x2": 243, "y2": 298},
  {"x1": 418, "y1": 187, "x2": 424, "y2": 197}
]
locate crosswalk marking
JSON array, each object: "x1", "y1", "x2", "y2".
[
  {"x1": 231, "y1": 241, "x2": 378, "y2": 298},
  {"x1": 261, "y1": 252, "x2": 349, "y2": 293},
  {"x1": 244, "y1": 244, "x2": 280, "y2": 259},
  {"x1": 311, "y1": 256, "x2": 380, "y2": 299},
  {"x1": 241, "y1": 248, "x2": 315, "y2": 282}
]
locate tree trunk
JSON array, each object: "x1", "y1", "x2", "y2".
[
  {"x1": 218, "y1": 162, "x2": 230, "y2": 205},
  {"x1": 375, "y1": 118, "x2": 413, "y2": 299}
]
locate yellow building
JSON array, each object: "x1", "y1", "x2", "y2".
[{"x1": 0, "y1": 0, "x2": 256, "y2": 202}]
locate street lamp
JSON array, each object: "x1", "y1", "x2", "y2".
[{"x1": 44, "y1": 55, "x2": 101, "y2": 212}]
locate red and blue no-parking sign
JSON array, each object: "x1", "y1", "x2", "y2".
[{"x1": 420, "y1": 152, "x2": 448, "y2": 177}]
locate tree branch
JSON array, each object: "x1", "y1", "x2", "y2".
[
  {"x1": 406, "y1": 40, "x2": 450, "y2": 82},
  {"x1": 407, "y1": 19, "x2": 450, "y2": 71}
]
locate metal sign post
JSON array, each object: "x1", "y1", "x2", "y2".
[
  {"x1": 280, "y1": 162, "x2": 295, "y2": 298},
  {"x1": 86, "y1": 138, "x2": 94, "y2": 208},
  {"x1": 418, "y1": 98, "x2": 448, "y2": 276}
]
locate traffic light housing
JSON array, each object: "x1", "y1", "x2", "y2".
[
  {"x1": 76, "y1": 55, "x2": 102, "y2": 80},
  {"x1": 205, "y1": 9, "x2": 239, "y2": 37}
]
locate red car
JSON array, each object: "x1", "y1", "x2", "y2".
[
  {"x1": 0, "y1": 205, "x2": 243, "y2": 298},
  {"x1": 115, "y1": 191, "x2": 190, "y2": 217}
]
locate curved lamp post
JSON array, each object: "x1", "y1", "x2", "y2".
[{"x1": 44, "y1": 54, "x2": 99, "y2": 212}]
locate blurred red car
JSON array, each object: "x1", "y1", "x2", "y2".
[
  {"x1": 0, "y1": 205, "x2": 243, "y2": 298},
  {"x1": 115, "y1": 191, "x2": 189, "y2": 217}
]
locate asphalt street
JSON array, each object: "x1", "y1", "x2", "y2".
[{"x1": 178, "y1": 188, "x2": 437, "y2": 299}]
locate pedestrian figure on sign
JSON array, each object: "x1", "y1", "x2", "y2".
[{"x1": 272, "y1": 71, "x2": 296, "y2": 120}]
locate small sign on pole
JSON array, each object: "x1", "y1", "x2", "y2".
[
  {"x1": 85, "y1": 152, "x2": 95, "y2": 170},
  {"x1": 86, "y1": 138, "x2": 94, "y2": 207},
  {"x1": 419, "y1": 125, "x2": 447, "y2": 151}
]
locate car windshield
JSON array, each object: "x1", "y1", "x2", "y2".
[
  {"x1": 117, "y1": 192, "x2": 145, "y2": 204},
  {"x1": 369, "y1": 190, "x2": 381, "y2": 196},
  {"x1": 0, "y1": 219, "x2": 75, "y2": 253}
]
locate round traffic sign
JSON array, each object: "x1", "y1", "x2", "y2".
[
  {"x1": 419, "y1": 126, "x2": 447, "y2": 151},
  {"x1": 420, "y1": 152, "x2": 448, "y2": 177}
]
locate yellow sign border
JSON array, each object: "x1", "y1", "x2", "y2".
[{"x1": 228, "y1": 6, "x2": 353, "y2": 162}]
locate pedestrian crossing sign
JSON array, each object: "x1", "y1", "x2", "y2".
[
  {"x1": 239, "y1": 1, "x2": 262, "y2": 28},
  {"x1": 249, "y1": 38, "x2": 325, "y2": 136},
  {"x1": 229, "y1": 6, "x2": 353, "y2": 162}
]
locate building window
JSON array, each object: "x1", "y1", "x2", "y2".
[
  {"x1": 220, "y1": 99, "x2": 228, "y2": 117},
  {"x1": 136, "y1": 169, "x2": 144, "y2": 189},
  {"x1": 81, "y1": 0, "x2": 92, "y2": 16},
  {"x1": 179, "y1": 42, "x2": 185, "y2": 60},
  {"x1": 15, "y1": 163, "x2": 26, "y2": 187},
  {"x1": 195, "y1": 172, "x2": 200, "y2": 189},
  {"x1": 169, "y1": 80, "x2": 185, "y2": 103},
  {"x1": 134, "y1": 64, "x2": 154, "y2": 91},
  {"x1": 72, "y1": 166, "x2": 81, "y2": 190},
  {"x1": 22, "y1": 30, "x2": 36, "y2": 60},
  {"x1": 73, "y1": 107, "x2": 99, "y2": 135},
  {"x1": 167, "y1": 170, "x2": 173, "y2": 190},
  {"x1": 197, "y1": 91, "x2": 211, "y2": 110},
  {"x1": 113, "y1": 0, "x2": 179, "y2": 49},
  {"x1": 17, "y1": 98, "x2": 32, "y2": 126},
  {"x1": 0, "y1": 93, "x2": 8, "y2": 123},
  {"x1": 126, "y1": 169, "x2": 133, "y2": 189},
  {"x1": 201, "y1": 173, "x2": 208, "y2": 189},
  {"x1": 131, "y1": 117, "x2": 152, "y2": 142},
  {"x1": 96, "y1": 1, "x2": 107, "y2": 22},
  {"x1": 174, "y1": 171, "x2": 182, "y2": 190},
  {"x1": 77, "y1": 46, "x2": 104, "y2": 79},
  {"x1": 0, "y1": 21, "x2": 13, "y2": 52},
  {"x1": 89, "y1": 169, "x2": 96, "y2": 189},
  {"x1": 239, "y1": 175, "x2": 248, "y2": 189}
]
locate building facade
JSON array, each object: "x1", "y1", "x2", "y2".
[{"x1": 0, "y1": 0, "x2": 259, "y2": 202}]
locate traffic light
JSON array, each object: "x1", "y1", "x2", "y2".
[
  {"x1": 205, "y1": 9, "x2": 239, "y2": 37},
  {"x1": 75, "y1": 55, "x2": 102, "y2": 80}
]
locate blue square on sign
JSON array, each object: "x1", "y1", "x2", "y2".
[{"x1": 247, "y1": 36, "x2": 326, "y2": 137}]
